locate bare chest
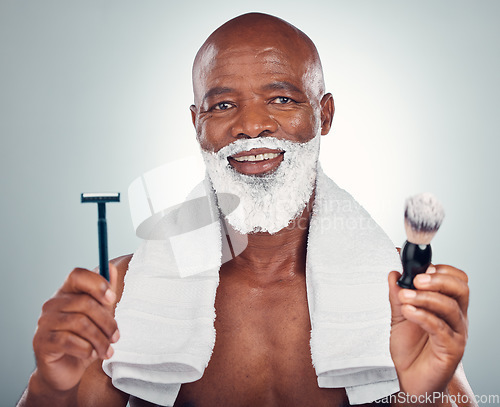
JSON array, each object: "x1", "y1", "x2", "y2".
[{"x1": 173, "y1": 266, "x2": 351, "y2": 407}]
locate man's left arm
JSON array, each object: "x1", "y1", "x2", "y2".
[{"x1": 388, "y1": 264, "x2": 477, "y2": 406}]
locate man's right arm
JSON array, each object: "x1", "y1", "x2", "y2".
[{"x1": 17, "y1": 255, "x2": 132, "y2": 407}]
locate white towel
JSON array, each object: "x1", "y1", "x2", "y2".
[
  {"x1": 103, "y1": 165, "x2": 401, "y2": 406},
  {"x1": 307, "y1": 167, "x2": 401, "y2": 403}
]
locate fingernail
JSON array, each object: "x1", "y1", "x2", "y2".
[
  {"x1": 106, "y1": 345, "x2": 114, "y2": 359},
  {"x1": 427, "y1": 266, "x2": 437, "y2": 274},
  {"x1": 402, "y1": 290, "x2": 417, "y2": 299},
  {"x1": 111, "y1": 329, "x2": 120, "y2": 343},
  {"x1": 104, "y1": 289, "x2": 116, "y2": 304},
  {"x1": 416, "y1": 274, "x2": 431, "y2": 284}
]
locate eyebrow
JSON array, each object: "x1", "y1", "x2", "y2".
[
  {"x1": 201, "y1": 81, "x2": 304, "y2": 103},
  {"x1": 202, "y1": 87, "x2": 234, "y2": 102},
  {"x1": 262, "y1": 81, "x2": 303, "y2": 94}
]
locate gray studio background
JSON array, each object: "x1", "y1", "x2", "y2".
[{"x1": 1, "y1": 0, "x2": 499, "y2": 405}]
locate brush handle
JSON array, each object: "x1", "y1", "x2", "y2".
[
  {"x1": 397, "y1": 241, "x2": 432, "y2": 289},
  {"x1": 97, "y1": 203, "x2": 109, "y2": 281}
]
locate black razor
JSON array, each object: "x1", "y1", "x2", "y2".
[{"x1": 81, "y1": 192, "x2": 120, "y2": 281}]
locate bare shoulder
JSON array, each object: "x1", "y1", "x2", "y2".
[
  {"x1": 76, "y1": 254, "x2": 133, "y2": 407},
  {"x1": 112, "y1": 253, "x2": 133, "y2": 268},
  {"x1": 110, "y1": 254, "x2": 133, "y2": 304}
]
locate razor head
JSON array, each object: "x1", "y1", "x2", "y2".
[{"x1": 81, "y1": 192, "x2": 120, "y2": 203}]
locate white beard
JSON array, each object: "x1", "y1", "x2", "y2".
[{"x1": 200, "y1": 133, "x2": 321, "y2": 234}]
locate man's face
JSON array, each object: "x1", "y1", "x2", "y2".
[
  {"x1": 191, "y1": 41, "x2": 328, "y2": 176},
  {"x1": 190, "y1": 34, "x2": 333, "y2": 234}
]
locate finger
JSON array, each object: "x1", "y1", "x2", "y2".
[
  {"x1": 38, "y1": 308, "x2": 117, "y2": 360},
  {"x1": 42, "y1": 294, "x2": 119, "y2": 340},
  {"x1": 433, "y1": 264, "x2": 469, "y2": 284},
  {"x1": 60, "y1": 268, "x2": 116, "y2": 307},
  {"x1": 413, "y1": 272, "x2": 469, "y2": 316},
  {"x1": 37, "y1": 330, "x2": 106, "y2": 362},
  {"x1": 108, "y1": 263, "x2": 119, "y2": 310},
  {"x1": 95, "y1": 263, "x2": 120, "y2": 312},
  {"x1": 388, "y1": 270, "x2": 405, "y2": 323},
  {"x1": 400, "y1": 304, "x2": 466, "y2": 355},
  {"x1": 49, "y1": 312, "x2": 115, "y2": 360},
  {"x1": 398, "y1": 289, "x2": 467, "y2": 335}
]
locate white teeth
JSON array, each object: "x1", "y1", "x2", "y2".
[{"x1": 233, "y1": 152, "x2": 280, "y2": 162}]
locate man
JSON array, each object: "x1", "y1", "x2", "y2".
[{"x1": 18, "y1": 13, "x2": 475, "y2": 407}]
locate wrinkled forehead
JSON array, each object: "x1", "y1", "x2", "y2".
[{"x1": 192, "y1": 36, "x2": 324, "y2": 104}]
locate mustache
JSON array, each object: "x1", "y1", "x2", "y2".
[{"x1": 216, "y1": 137, "x2": 297, "y2": 159}]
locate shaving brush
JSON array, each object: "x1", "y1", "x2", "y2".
[{"x1": 397, "y1": 193, "x2": 445, "y2": 289}]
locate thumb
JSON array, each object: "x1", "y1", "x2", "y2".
[
  {"x1": 106, "y1": 262, "x2": 120, "y2": 310},
  {"x1": 388, "y1": 270, "x2": 404, "y2": 324}
]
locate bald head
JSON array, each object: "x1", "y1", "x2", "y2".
[{"x1": 192, "y1": 13, "x2": 325, "y2": 105}]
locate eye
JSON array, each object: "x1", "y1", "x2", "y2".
[
  {"x1": 272, "y1": 97, "x2": 293, "y2": 104},
  {"x1": 213, "y1": 102, "x2": 233, "y2": 111}
]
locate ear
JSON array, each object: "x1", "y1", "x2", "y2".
[
  {"x1": 319, "y1": 93, "x2": 334, "y2": 135},
  {"x1": 190, "y1": 104, "x2": 197, "y2": 128}
]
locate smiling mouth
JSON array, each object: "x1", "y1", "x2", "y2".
[
  {"x1": 227, "y1": 148, "x2": 284, "y2": 175},
  {"x1": 232, "y1": 152, "x2": 281, "y2": 162}
]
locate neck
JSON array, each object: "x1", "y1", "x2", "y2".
[{"x1": 224, "y1": 192, "x2": 315, "y2": 282}]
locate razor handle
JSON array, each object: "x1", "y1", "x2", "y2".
[{"x1": 97, "y1": 203, "x2": 109, "y2": 281}]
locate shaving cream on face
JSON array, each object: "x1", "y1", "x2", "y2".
[{"x1": 201, "y1": 133, "x2": 321, "y2": 234}]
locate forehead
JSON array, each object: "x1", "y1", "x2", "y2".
[{"x1": 193, "y1": 42, "x2": 313, "y2": 101}]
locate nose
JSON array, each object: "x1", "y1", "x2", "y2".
[{"x1": 230, "y1": 103, "x2": 278, "y2": 139}]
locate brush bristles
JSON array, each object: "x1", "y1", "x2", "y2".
[{"x1": 404, "y1": 192, "x2": 444, "y2": 245}]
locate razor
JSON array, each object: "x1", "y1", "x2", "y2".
[{"x1": 81, "y1": 192, "x2": 120, "y2": 281}]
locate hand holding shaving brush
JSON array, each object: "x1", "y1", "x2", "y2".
[
  {"x1": 389, "y1": 193, "x2": 474, "y2": 398},
  {"x1": 397, "y1": 193, "x2": 445, "y2": 289}
]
